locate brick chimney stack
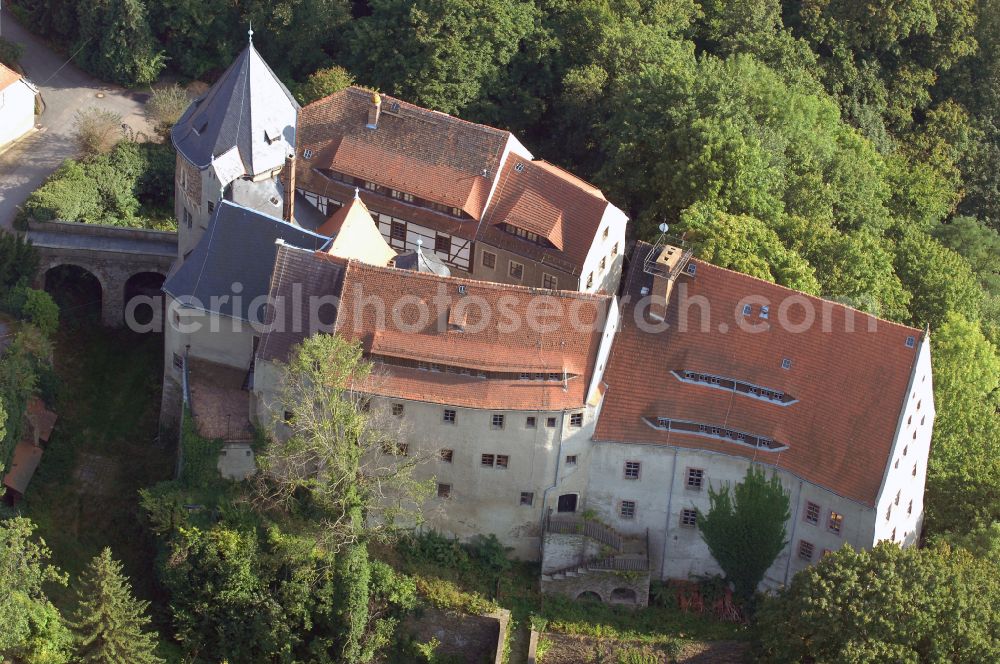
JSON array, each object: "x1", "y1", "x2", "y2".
[
  {"x1": 282, "y1": 153, "x2": 296, "y2": 222},
  {"x1": 366, "y1": 92, "x2": 382, "y2": 129},
  {"x1": 648, "y1": 244, "x2": 686, "y2": 322}
]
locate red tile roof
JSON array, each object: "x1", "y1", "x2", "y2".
[
  {"x1": 478, "y1": 158, "x2": 610, "y2": 273},
  {"x1": 595, "y1": 243, "x2": 924, "y2": 507},
  {"x1": 0, "y1": 63, "x2": 21, "y2": 91},
  {"x1": 3, "y1": 440, "x2": 42, "y2": 496},
  {"x1": 298, "y1": 87, "x2": 510, "y2": 220},
  {"x1": 27, "y1": 397, "x2": 57, "y2": 443},
  {"x1": 333, "y1": 259, "x2": 612, "y2": 410}
]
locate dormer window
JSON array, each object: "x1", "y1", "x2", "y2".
[
  {"x1": 303, "y1": 148, "x2": 313, "y2": 159},
  {"x1": 760, "y1": 305, "x2": 769, "y2": 319},
  {"x1": 264, "y1": 127, "x2": 282, "y2": 144}
]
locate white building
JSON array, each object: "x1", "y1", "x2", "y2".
[{"x1": 0, "y1": 63, "x2": 36, "y2": 149}]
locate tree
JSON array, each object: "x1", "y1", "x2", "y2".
[
  {"x1": 144, "y1": 84, "x2": 192, "y2": 139},
  {"x1": 70, "y1": 548, "x2": 163, "y2": 664},
  {"x1": 753, "y1": 542, "x2": 1000, "y2": 663},
  {"x1": 257, "y1": 333, "x2": 432, "y2": 661},
  {"x1": 72, "y1": 108, "x2": 123, "y2": 157},
  {"x1": 342, "y1": 0, "x2": 538, "y2": 114},
  {"x1": 923, "y1": 312, "x2": 1000, "y2": 533},
  {"x1": 294, "y1": 65, "x2": 354, "y2": 105},
  {"x1": 75, "y1": 0, "x2": 164, "y2": 87},
  {"x1": 0, "y1": 517, "x2": 73, "y2": 664},
  {"x1": 696, "y1": 465, "x2": 790, "y2": 604}
]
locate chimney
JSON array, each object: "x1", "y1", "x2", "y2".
[
  {"x1": 281, "y1": 153, "x2": 296, "y2": 222},
  {"x1": 366, "y1": 92, "x2": 382, "y2": 129},
  {"x1": 648, "y1": 244, "x2": 687, "y2": 321}
]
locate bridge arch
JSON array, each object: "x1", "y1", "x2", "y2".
[
  {"x1": 42, "y1": 263, "x2": 106, "y2": 324},
  {"x1": 123, "y1": 271, "x2": 167, "y2": 330}
]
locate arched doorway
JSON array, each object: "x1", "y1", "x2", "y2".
[
  {"x1": 123, "y1": 272, "x2": 165, "y2": 330},
  {"x1": 577, "y1": 591, "x2": 602, "y2": 602},
  {"x1": 44, "y1": 264, "x2": 102, "y2": 325},
  {"x1": 610, "y1": 588, "x2": 637, "y2": 605}
]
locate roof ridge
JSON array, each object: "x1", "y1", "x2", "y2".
[{"x1": 336, "y1": 86, "x2": 511, "y2": 138}]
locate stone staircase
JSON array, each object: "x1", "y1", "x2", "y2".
[{"x1": 540, "y1": 512, "x2": 651, "y2": 605}]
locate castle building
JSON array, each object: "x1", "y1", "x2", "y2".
[{"x1": 161, "y1": 45, "x2": 934, "y2": 602}]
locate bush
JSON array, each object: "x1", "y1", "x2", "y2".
[
  {"x1": 5, "y1": 285, "x2": 59, "y2": 337},
  {"x1": 294, "y1": 66, "x2": 354, "y2": 105},
  {"x1": 0, "y1": 37, "x2": 24, "y2": 68},
  {"x1": 145, "y1": 84, "x2": 192, "y2": 139},
  {"x1": 73, "y1": 107, "x2": 123, "y2": 156}
]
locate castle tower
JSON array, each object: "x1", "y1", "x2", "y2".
[{"x1": 171, "y1": 35, "x2": 299, "y2": 259}]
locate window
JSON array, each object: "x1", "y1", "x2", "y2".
[
  {"x1": 569, "y1": 413, "x2": 583, "y2": 428},
  {"x1": 390, "y1": 189, "x2": 414, "y2": 203},
  {"x1": 496, "y1": 454, "x2": 509, "y2": 469},
  {"x1": 435, "y1": 234, "x2": 451, "y2": 255},
  {"x1": 440, "y1": 449, "x2": 453, "y2": 463},
  {"x1": 565, "y1": 455, "x2": 577, "y2": 465},
  {"x1": 283, "y1": 410, "x2": 293, "y2": 423},
  {"x1": 602, "y1": 227, "x2": 609, "y2": 240},
  {"x1": 612, "y1": 242, "x2": 619, "y2": 256},
  {"x1": 895, "y1": 491, "x2": 900, "y2": 506},
  {"x1": 599, "y1": 256, "x2": 607, "y2": 272},
  {"x1": 620, "y1": 500, "x2": 636, "y2": 519},
  {"x1": 624, "y1": 461, "x2": 641, "y2": 480},
  {"x1": 437, "y1": 483, "x2": 451, "y2": 499},
  {"x1": 526, "y1": 416, "x2": 536, "y2": 428},
  {"x1": 891, "y1": 528, "x2": 896, "y2": 541},
  {"x1": 680, "y1": 509, "x2": 697, "y2": 527},
  {"x1": 183, "y1": 208, "x2": 192, "y2": 228},
  {"x1": 781, "y1": 358, "x2": 792, "y2": 370},
  {"x1": 491, "y1": 413, "x2": 505, "y2": 429},
  {"x1": 686, "y1": 468, "x2": 704, "y2": 490},
  {"x1": 390, "y1": 221, "x2": 406, "y2": 241},
  {"x1": 543, "y1": 273, "x2": 558, "y2": 290},
  {"x1": 520, "y1": 492, "x2": 534, "y2": 506},
  {"x1": 828, "y1": 511, "x2": 843, "y2": 535},
  {"x1": 207, "y1": 200, "x2": 215, "y2": 214},
  {"x1": 586, "y1": 273, "x2": 593, "y2": 289},
  {"x1": 886, "y1": 505, "x2": 892, "y2": 520},
  {"x1": 912, "y1": 463, "x2": 918, "y2": 477},
  {"x1": 364, "y1": 180, "x2": 378, "y2": 192},
  {"x1": 903, "y1": 445, "x2": 908, "y2": 456},
  {"x1": 907, "y1": 500, "x2": 913, "y2": 516},
  {"x1": 443, "y1": 409, "x2": 456, "y2": 424},
  {"x1": 760, "y1": 305, "x2": 770, "y2": 319},
  {"x1": 172, "y1": 353, "x2": 183, "y2": 370},
  {"x1": 546, "y1": 417, "x2": 557, "y2": 428},
  {"x1": 804, "y1": 501, "x2": 820, "y2": 525},
  {"x1": 798, "y1": 540, "x2": 815, "y2": 561},
  {"x1": 392, "y1": 403, "x2": 404, "y2": 416},
  {"x1": 481, "y1": 454, "x2": 495, "y2": 467},
  {"x1": 482, "y1": 251, "x2": 497, "y2": 269},
  {"x1": 303, "y1": 148, "x2": 313, "y2": 159},
  {"x1": 509, "y1": 261, "x2": 524, "y2": 281},
  {"x1": 905, "y1": 336, "x2": 915, "y2": 348}
]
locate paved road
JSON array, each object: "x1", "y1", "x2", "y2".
[{"x1": 0, "y1": 7, "x2": 155, "y2": 229}]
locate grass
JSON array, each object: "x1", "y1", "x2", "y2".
[{"x1": 16, "y1": 316, "x2": 174, "y2": 623}]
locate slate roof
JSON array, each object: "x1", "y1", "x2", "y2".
[
  {"x1": 163, "y1": 201, "x2": 327, "y2": 320},
  {"x1": 297, "y1": 87, "x2": 513, "y2": 220},
  {"x1": 172, "y1": 44, "x2": 299, "y2": 176},
  {"x1": 594, "y1": 243, "x2": 925, "y2": 507}
]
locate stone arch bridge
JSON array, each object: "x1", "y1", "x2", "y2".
[{"x1": 26, "y1": 220, "x2": 177, "y2": 327}]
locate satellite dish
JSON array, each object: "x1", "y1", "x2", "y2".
[{"x1": 659, "y1": 223, "x2": 669, "y2": 234}]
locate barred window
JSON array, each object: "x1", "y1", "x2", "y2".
[
  {"x1": 624, "y1": 461, "x2": 640, "y2": 480},
  {"x1": 804, "y1": 502, "x2": 820, "y2": 525},
  {"x1": 443, "y1": 409, "x2": 456, "y2": 424},
  {"x1": 620, "y1": 500, "x2": 636, "y2": 519},
  {"x1": 686, "y1": 468, "x2": 704, "y2": 490},
  {"x1": 680, "y1": 509, "x2": 697, "y2": 527},
  {"x1": 798, "y1": 540, "x2": 815, "y2": 561}
]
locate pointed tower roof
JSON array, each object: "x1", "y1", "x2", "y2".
[
  {"x1": 172, "y1": 43, "x2": 299, "y2": 179},
  {"x1": 319, "y1": 192, "x2": 396, "y2": 266}
]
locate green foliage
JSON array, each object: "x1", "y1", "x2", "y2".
[
  {"x1": 144, "y1": 84, "x2": 192, "y2": 139},
  {"x1": 0, "y1": 517, "x2": 73, "y2": 664},
  {"x1": 923, "y1": 312, "x2": 1000, "y2": 532},
  {"x1": 343, "y1": 0, "x2": 539, "y2": 114},
  {"x1": 70, "y1": 548, "x2": 163, "y2": 663},
  {"x1": 753, "y1": 542, "x2": 1000, "y2": 662},
  {"x1": 696, "y1": 466, "x2": 790, "y2": 604},
  {"x1": 0, "y1": 233, "x2": 39, "y2": 293},
  {"x1": 0, "y1": 37, "x2": 25, "y2": 67},
  {"x1": 75, "y1": 0, "x2": 164, "y2": 87},
  {"x1": 7, "y1": 288, "x2": 61, "y2": 338},
  {"x1": 295, "y1": 65, "x2": 354, "y2": 105},
  {"x1": 21, "y1": 142, "x2": 176, "y2": 229},
  {"x1": 0, "y1": 327, "x2": 52, "y2": 468},
  {"x1": 72, "y1": 108, "x2": 123, "y2": 157}
]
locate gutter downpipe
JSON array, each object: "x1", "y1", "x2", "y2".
[
  {"x1": 539, "y1": 412, "x2": 567, "y2": 559},
  {"x1": 660, "y1": 448, "x2": 679, "y2": 579},
  {"x1": 783, "y1": 480, "x2": 804, "y2": 586}
]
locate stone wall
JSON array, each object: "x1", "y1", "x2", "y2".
[{"x1": 540, "y1": 568, "x2": 650, "y2": 607}]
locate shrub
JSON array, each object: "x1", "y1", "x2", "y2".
[
  {"x1": 294, "y1": 65, "x2": 354, "y2": 105},
  {"x1": 73, "y1": 107, "x2": 123, "y2": 156},
  {"x1": 0, "y1": 37, "x2": 24, "y2": 68},
  {"x1": 145, "y1": 84, "x2": 192, "y2": 139},
  {"x1": 6, "y1": 285, "x2": 59, "y2": 337}
]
